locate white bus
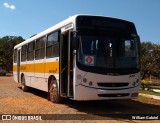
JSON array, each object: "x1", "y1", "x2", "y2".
[{"x1": 13, "y1": 14, "x2": 141, "y2": 103}]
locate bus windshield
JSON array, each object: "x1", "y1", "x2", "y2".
[{"x1": 77, "y1": 32, "x2": 140, "y2": 74}]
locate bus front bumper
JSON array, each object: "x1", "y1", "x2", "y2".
[{"x1": 74, "y1": 84, "x2": 140, "y2": 101}]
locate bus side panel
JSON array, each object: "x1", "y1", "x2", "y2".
[
  {"x1": 26, "y1": 61, "x2": 35, "y2": 87},
  {"x1": 25, "y1": 75, "x2": 31, "y2": 87},
  {"x1": 45, "y1": 58, "x2": 60, "y2": 90},
  {"x1": 32, "y1": 59, "x2": 47, "y2": 91},
  {"x1": 35, "y1": 60, "x2": 45, "y2": 78},
  {"x1": 13, "y1": 63, "x2": 18, "y2": 82},
  {"x1": 32, "y1": 77, "x2": 47, "y2": 92},
  {"x1": 45, "y1": 58, "x2": 59, "y2": 75},
  {"x1": 20, "y1": 62, "x2": 27, "y2": 85}
]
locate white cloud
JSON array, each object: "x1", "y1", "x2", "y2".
[{"x1": 3, "y1": 3, "x2": 16, "y2": 10}]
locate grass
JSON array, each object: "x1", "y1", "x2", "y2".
[
  {"x1": 149, "y1": 85, "x2": 160, "y2": 89},
  {"x1": 139, "y1": 89, "x2": 160, "y2": 96}
]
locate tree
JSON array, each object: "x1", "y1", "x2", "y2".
[
  {"x1": 141, "y1": 42, "x2": 160, "y2": 79},
  {"x1": 0, "y1": 36, "x2": 24, "y2": 72}
]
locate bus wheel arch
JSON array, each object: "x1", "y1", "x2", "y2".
[
  {"x1": 48, "y1": 75, "x2": 63, "y2": 103},
  {"x1": 21, "y1": 73, "x2": 29, "y2": 92}
]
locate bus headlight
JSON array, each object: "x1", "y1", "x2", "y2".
[
  {"x1": 132, "y1": 82, "x2": 136, "y2": 86},
  {"x1": 132, "y1": 79, "x2": 139, "y2": 86},
  {"x1": 77, "y1": 74, "x2": 82, "y2": 80}
]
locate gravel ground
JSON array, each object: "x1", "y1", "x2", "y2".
[{"x1": 0, "y1": 76, "x2": 160, "y2": 123}]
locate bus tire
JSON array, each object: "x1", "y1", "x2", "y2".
[
  {"x1": 49, "y1": 78, "x2": 63, "y2": 103},
  {"x1": 21, "y1": 76, "x2": 29, "y2": 92}
]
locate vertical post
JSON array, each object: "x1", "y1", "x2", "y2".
[
  {"x1": 67, "y1": 30, "x2": 71, "y2": 97},
  {"x1": 17, "y1": 50, "x2": 20, "y2": 83},
  {"x1": 73, "y1": 50, "x2": 76, "y2": 99},
  {"x1": 150, "y1": 74, "x2": 152, "y2": 81}
]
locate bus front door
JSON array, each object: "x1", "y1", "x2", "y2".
[{"x1": 60, "y1": 31, "x2": 73, "y2": 98}]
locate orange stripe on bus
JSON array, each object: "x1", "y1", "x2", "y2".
[
  {"x1": 13, "y1": 65, "x2": 17, "y2": 71},
  {"x1": 13, "y1": 62, "x2": 59, "y2": 74}
]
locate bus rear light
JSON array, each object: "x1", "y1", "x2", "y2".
[{"x1": 131, "y1": 93, "x2": 138, "y2": 97}]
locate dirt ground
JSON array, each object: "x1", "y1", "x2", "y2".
[{"x1": 0, "y1": 76, "x2": 160, "y2": 123}]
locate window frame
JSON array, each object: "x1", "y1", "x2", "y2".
[
  {"x1": 27, "y1": 41, "x2": 35, "y2": 61},
  {"x1": 21, "y1": 45, "x2": 27, "y2": 62},
  {"x1": 46, "y1": 31, "x2": 59, "y2": 58},
  {"x1": 35, "y1": 36, "x2": 46, "y2": 60},
  {"x1": 13, "y1": 49, "x2": 17, "y2": 63}
]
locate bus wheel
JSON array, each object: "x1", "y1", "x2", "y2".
[
  {"x1": 21, "y1": 76, "x2": 29, "y2": 92},
  {"x1": 49, "y1": 78, "x2": 63, "y2": 103}
]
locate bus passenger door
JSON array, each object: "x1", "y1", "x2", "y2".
[{"x1": 60, "y1": 30, "x2": 73, "y2": 98}]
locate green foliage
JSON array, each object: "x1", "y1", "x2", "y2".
[
  {"x1": 141, "y1": 42, "x2": 160, "y2": 79},
  {"x1": 141, "y1": 80, "x2": 152, "y2": 85},
  {"x1": 141, "y1": 80, "x2": 152, "y2": 90},
  {"x1": 0, "y1": 36, "x2": 24, "y2": 72},
  {"x1": 139, "y1": 89, "x2": 160, "y2": 96}
]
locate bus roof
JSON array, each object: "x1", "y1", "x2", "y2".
[
  {"x1": 14, "y1": 15, "x2": 78, "y2": 49},
  {"x1": 14, "y1": 14, "x2": 133, "y2": 49}
]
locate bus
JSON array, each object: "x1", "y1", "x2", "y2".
[{"x1": 13, "y1": 14, "x2": 140, "y2": 103}]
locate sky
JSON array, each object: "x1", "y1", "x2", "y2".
[{"x1": 0, "y1": 0, "x2": 160, "y2": 44}]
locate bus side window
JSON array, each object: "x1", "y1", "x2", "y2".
[
  {"x1": 46, "y1": 31, "x2": 59, "y2": 58},
  {"x1": 14, "y1": 49, "x2": 17, "y2": 63},
  {"x1": 27, "y1": 41, "x2": 35, "y2": 61},
  {"x1": 35, "y1": 37, "x2": 46, "y2": 59},
  {"x1": 21, "y1": 45, "x2": 27, "y2": 62}
]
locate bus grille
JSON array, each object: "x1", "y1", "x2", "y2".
[
  {"x1": 97, "y1": 83, "x2": 129, "y2": 87},
  {"x1": 98, "y1": 93, "x2": 130, "y2": 97}
]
